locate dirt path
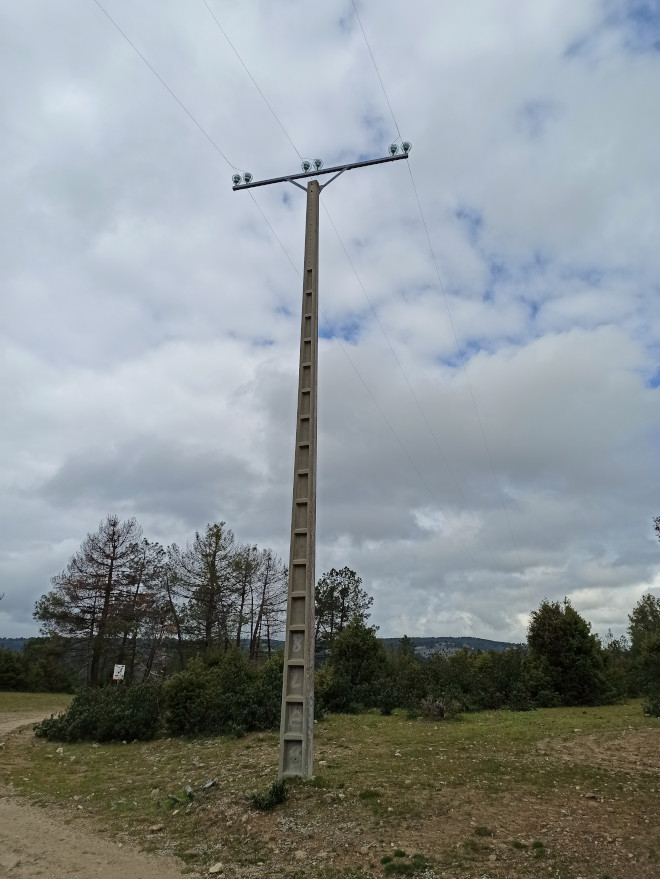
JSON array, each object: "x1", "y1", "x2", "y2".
[
  {"x1": 0, "y1": 798, "x2": 187, "y2": 879},
  {"x1": 0, "y1": 712, "x2": 186, "y2": 879},
  {"x1": 0, "y1": 712, "x2": 59, "y2": 737}
]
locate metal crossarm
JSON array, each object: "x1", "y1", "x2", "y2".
[{"x1": 232, "y1": 152, "x2": 408, "y2": 191}]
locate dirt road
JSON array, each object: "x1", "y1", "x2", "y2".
[
  {"x1": 0, "y1": 712, "x2": 186, "y2": 879},
  {"x1": 0, "y1": 712, "x2": 60, "y2": 737}
]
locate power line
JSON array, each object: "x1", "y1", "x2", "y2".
[
  {"x1": 194, "y1": 5, "x2": 479, "y2": 521},
  {"x1": 89, "y1": 0, "x2": 241, "y2": 171},
  {"x1": 200, "y1": 0, "x2": 303, "y2": 160},
  {"x1": 248, "y1": 191, "x2": 300, "y2": 277},
  {"x1": 350, "y1": 0, "x2": 401, "y2": 141},
  {"x1": 321, "y1": 201, "x2": 491, "y2": 547},
  {"x1": 89, "y1": 0, "x2": 482, "y2": 559},
  {"x1": 351, "y1": 0, "x2": 522, "y2": 562},
  {"x1": 406, "y1": 164, "x2": 520, "y2": 557},
  {"x1": 197, "y1": 4, "x2": 486, "y2": 527},
  {"x1": 250, "y1": 197, "x2": 457, "y2": 527}
]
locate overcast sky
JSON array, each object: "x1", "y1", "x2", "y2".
[{"x1": 1, "y1": 0, "x2": 659, "y2": 642}]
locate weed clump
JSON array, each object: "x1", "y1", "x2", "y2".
[
  {"x1": 381, "y1": 852, "x2": 429, "y2": 876},
  {"x1": 250, "y1": 779, "x2": 288, "y2": 811},
  {"x1": 419, "y1": 694, "x2": 462, "y2": 720},
  {"x1": 643, "y1": 689, "x2": 660, "y2": 717},
  {"x1": 532, "y1": 840, "x2": 546, "y2": 858}
]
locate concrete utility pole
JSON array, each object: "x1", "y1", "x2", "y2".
[{"x1": 232, "y1": 144, "x2": 411, "y2": 778}]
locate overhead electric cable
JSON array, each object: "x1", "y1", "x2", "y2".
[
  {"x1": 350, "y1": 0, "x2": 401, "y2": 141},
  {"x1": 250, "y1": 199, "x2": 455, "y2": 524},
  {"x1": 198, "y1": 1, "x2": 485, "y2": 535},
  {"x1": 405, "y1": 166, "x2": 520, "y2": 558},
  {"x1": 351, "y1": 1, "x2": 522, "y2": 562},
  {"x1": 321, "y1": 202, "x2": 490, "y2": 545},
  {"x1": 89, "y1": 0, "x2": 240, "y2": 170},
  {"x1": 89, "y1": 0, "x2": 479, "y2": 557},
  {"x1": 200, "y1": 0, "x2": 303, "y2": 160}
]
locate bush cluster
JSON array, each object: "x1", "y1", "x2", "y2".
[
  {"x1": 34, "y1": 649, "x2": 285, "y2": 743},
  {"x1": 163, "y1": 649, "x2": 283, "y2": 737},
  {"x1": 315, "y1": 606, "x2": 627, "y2": 720},
  {"x1": 35, "y1": 681, "x2": 162, "y2": 742}
]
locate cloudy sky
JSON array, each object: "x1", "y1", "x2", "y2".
[{"x1": 1, "y1": 0, "x2": 659, "y2": 642}]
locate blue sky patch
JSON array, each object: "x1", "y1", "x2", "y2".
[
  {"x1": 567, "y1": 1, "x2": 660, "y2": 57},
  {"x1": 319, "y1": 316, "x2": 363, "y2": 343},
  {"x1": 607, "y1": 0, "x2": 660, "y2": 53}
]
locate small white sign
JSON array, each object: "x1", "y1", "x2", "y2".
[{"x1": 113, "y1": 664, "x2": 126, "y2": 681}]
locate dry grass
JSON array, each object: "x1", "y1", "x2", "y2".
[{"x1": 1, "y1": 697, "x2": 659, "y2": 879}]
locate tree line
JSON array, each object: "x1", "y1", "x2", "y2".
[
  {"x1": 315, "y1": 593, "x2": 660, "y2": 718},
  {"x1": 2, "y1": 514, "x2": 659, "y2": 728},
  {"x1": 30, "y1": 515, "x2": 287, "y2": 687}
]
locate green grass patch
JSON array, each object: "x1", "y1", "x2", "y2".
[
  {"x1": 0, "y1": 691, "x2": 72, "y2": 714},
  {"x1": 0, "y1": 699, "x2": 657, "y2": 878}
]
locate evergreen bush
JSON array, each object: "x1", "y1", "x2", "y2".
[
  {"x1": 34, "y1": 681, "x2": 162, "y2": 742},
  {"x1": 643, "y1": 690, "x2": 660, "y2": 717},
  {"x1": 163, "y1": 649, "x2": 283, "y2": 736}
]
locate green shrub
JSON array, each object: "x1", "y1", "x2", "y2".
[
  {"x1": 0, "y1": 648, "x2": 25, "y2": 690},
  {"x1": 643, "y1": 689, "x2": 660, "y2": 717},
  {"x1": 163, "y1": 649, "x2": 283, "y2": 737},
  {"x1": 250, "y1": 778, "x2": 288, "y2": 811},
  {"x1": 319, "y1": 620, "x2": 389, "y2": 713},
  {"x1": 508, "y1": 685, "x2": 535, "y2": 711},
  {"x1": 34, "y1": 682, "x2": 162, "y2": 742},
  {"x1": 419, "y1": 694, "x2": 462, "y2": 720},
  {"x1": 535, "y1": 688, "x2": 562, "y2": 708}
]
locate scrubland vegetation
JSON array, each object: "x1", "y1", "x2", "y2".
[
  {"x1": 1, "y1": 514, "x2": 660, "y2": 876},
  {"x1": 2, "y1": 694, "x2": 659, "y2": 878}
]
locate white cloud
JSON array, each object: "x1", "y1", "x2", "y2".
[{"x1": 1, "y1": 0, "x2": 659, "y2": 640}]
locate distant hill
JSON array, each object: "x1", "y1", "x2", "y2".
[
  {"x1": 2, "y1": 634, "x2": 522, "y2": 657},
  {"x1": 380, "y1": 636, "x2": 522, "y2": 657},
  {"x1": 0, "y1": 637, "x2": 28, "y2": 652}
]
